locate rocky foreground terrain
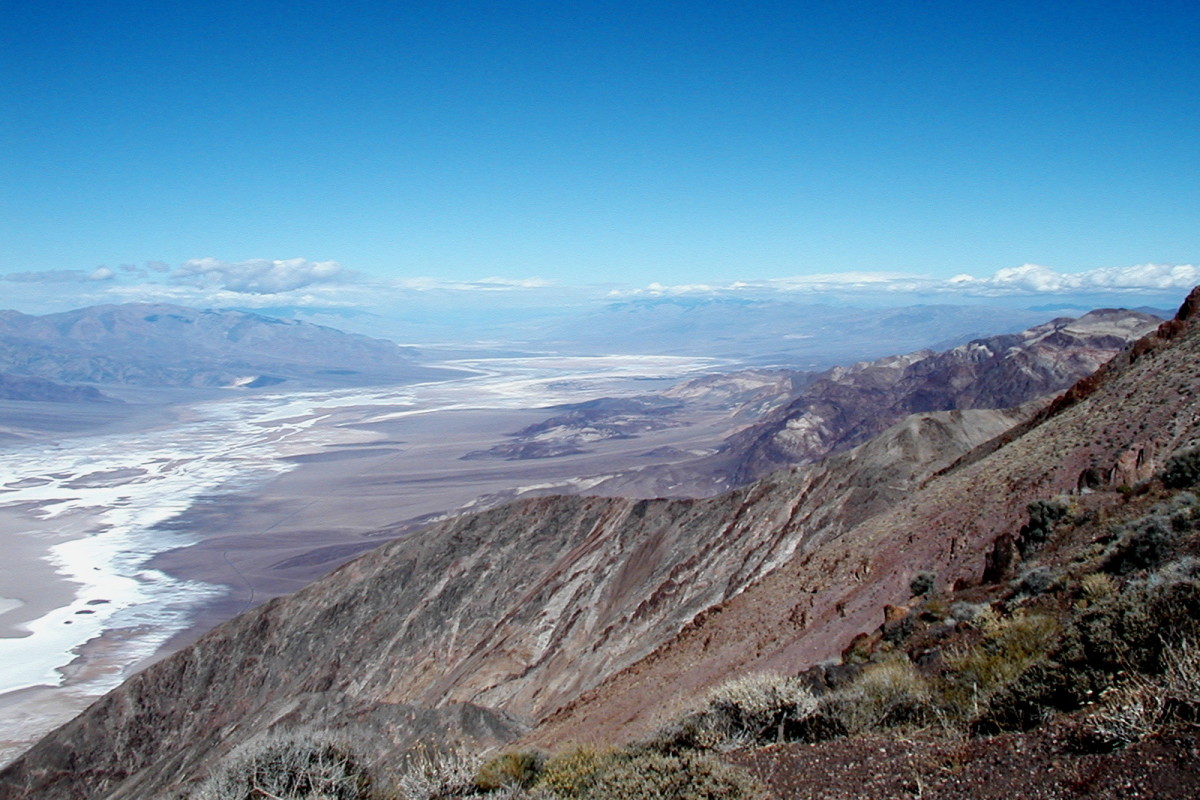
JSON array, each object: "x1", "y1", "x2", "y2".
[{"x1": 2, "y1": 294, "x2": 1198, "y2": 799}]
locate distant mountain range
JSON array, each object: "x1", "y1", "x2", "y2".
[
  {"x1": 0, "y1": 303, "x2": 448, "y2": 393},
  {"x1": 531, "y1": 297, "x2": 1056, "y2": 367}
]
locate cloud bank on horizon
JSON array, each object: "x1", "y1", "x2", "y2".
[
  {"x1": 1, "y1": 260, "x2": 1197, "y2": 313},
  {"x1": 613, "y1": 263, "x2": 1200, "y2": 300}
]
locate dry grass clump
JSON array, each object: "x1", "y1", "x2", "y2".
[
  {"x1": 819, "y1": 657, "x2": 935, "y2": 735},
  {"x1": 1089, "y1": 637, "x2": 1200, "y2": 747},
  {"x1": 582, "y1": 751, "x2": 764, "y2": 800},
  {"x1": 942, "y1": 612, "x2": 1059, "y2": 713},
  {"x1": 1078, "y1": 572, "x2": 1116, "y2": 604},
  {"x1": 527, "y1": 746, "x2": 762, "y2": 800},
  {"x1": 533, "y1": 746, "x2": 619, "y2": 799},
  {"x1": 392, "y1": 744, "x2": 483, "y2": 800}
]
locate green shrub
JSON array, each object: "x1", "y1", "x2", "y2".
[
  {"x1": 1018, "y1": 499, "x2": 1069, "y2": 556},
  {"x1": 582, "y1": 751, "x2": 763, "y2": 800},
  {"x1": 909, "y1": 571, "x2": 936, "y2": 597},
  {"x1": 535, "y1": 746, "x2": 617, "y2": 799},
  {"x1": 190, "y1": 732, "x2": 372, "y2": 800},
  {"x1": 1163, "y1": 447, "x2": 1200, "y2": 489},
  {"x1": 1063, "y1": 570, "x2": 1200, "y2": 675},
  {"x1": 474, "y1": 751, "x2": 545, "y2": 792},
  {"x1": 940, "y1": 611, "x2": 1059, "y2": 718}
]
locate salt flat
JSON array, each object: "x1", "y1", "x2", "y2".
[{"x1": 0, "y1": 353, "x2": 730, "y2": 764}]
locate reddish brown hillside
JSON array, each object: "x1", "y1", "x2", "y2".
[{"x1": 532, "y1": 288, "x2": 1200, "y2": 747}]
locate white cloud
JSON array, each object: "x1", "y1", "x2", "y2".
[
  {"x1": 947, "y1": 263, "x2": 1200, "y2": 295},
  {"x1": 393, "y1": 275, "x2": 552, "y2": 292},
  {"x1": 88, "y1": 266, "x2": 115, "y2": 281},
  {"x1": 612, "y1": 264, "x2": 1199, "y2": 299},
  {"x1": 172, "y1": 257, "x2": 343, "y2": 294}
]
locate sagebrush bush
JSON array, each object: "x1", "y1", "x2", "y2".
[
  {"x1": 648, "y1": 673, "x2": 818, "y2": 752},
  {"x1": 1014, "y1": 566, "x2": 1057, "y2": 596},
  {"x1": 190, "y1": 732, "x2": 372, "y2": 800},
  {"x1": 474, "y1": 751, "x2": 545, "y2": 792},
  {"x1": 582, "y1": 751, "x2": 763, "y2": 800}
]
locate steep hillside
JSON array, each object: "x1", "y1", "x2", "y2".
[
  {"x1": 0, "y1": 408, "x2": 1031, "y2": 799},
  {"x1": 533, "y1": 295, "x2": 1200, "y2": 746}
]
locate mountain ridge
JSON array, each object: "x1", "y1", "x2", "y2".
[{"x1": 0, "y1": 303, "x2": 446, "y2": 389}]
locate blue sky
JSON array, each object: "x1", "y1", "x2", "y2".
[{"x1": 2, "y1": 1, "x2": 1198, "y2": 316}]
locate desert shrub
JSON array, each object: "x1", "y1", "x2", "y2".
[
  {"x1": 1014, "y1": 566, "x2": 1057, "y2": 596},
  {"x1": 1106, "y1": 512, "x2": 1176, "y2": 574},
  {"x1": 819, "y1": 657, "x2": 935, "y2": 735},
  {"x1": 1078, "y1": 572, "x2": 1116, "y2": 604},
  {"x1": 1018, "y1": 499, "x2": 1069, "y2": 556},
  {"x1": 582, "y1": 751, "x2": 763, "y2": 800},
  {"x1": 909, "y1": 571, "x2": 936, "y2": 597},
  {"x1": 535, "y1": 747, "x2": 617, "y2": 799},
  {"x1": 474, "y1": 751, "x2": 545, "y2": 792},
  {"x1": 940, "y1": 612, "x2": 1059, "y2": 719},
  {"x1": 1087, "y1": 637, "x2": 1200, "y2": 748},
  {"x1": 393, "y1": 744, "x2": 483, "y2": 800},
  {"x1": 1064, "y1": 569, "x2": 1200, "y2": 675},
  {"x1": 190, "y1": 732, "x2": 372, "y2": 800},
  {"x1": 948, "y1": 601, "x2": 989, "y2": 624},
  {"x1": 1163, "y1": 447, "x2": 1200, "y2": 489},
  {"x1": 649, "y1": 673, "x2": 818, "y2": 752},
  {"x1": 1087, "y1": 683, "x2": 1166, "y2": 750}
]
